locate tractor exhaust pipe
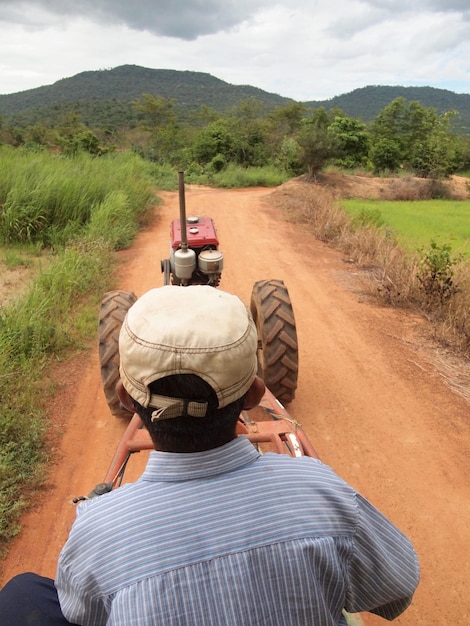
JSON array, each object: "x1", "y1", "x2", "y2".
[
  {"x1": 178, "y1": 171, "x2": 188, "y2": 252},
  {"x1": 174, "y1": 170, "x2": 196, "y2": 283}
]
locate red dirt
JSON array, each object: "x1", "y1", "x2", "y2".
[
  {"x1": 314, "y1": 171, "x2": 470, "y2": 200},
  {"x1": 2, "y1": 184, "x2": 470, "y2": 625}
]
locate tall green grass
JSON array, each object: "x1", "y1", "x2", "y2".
[
  {"x1": 341, "y1": 199, "x2": 470, "y2": 258},
  {"x1": 185, "y1": 163, "x2": 290, "y2": 188},
  {"x1": 123, "y1": 161, "x2": 290, "y2": 190},
  {"x1": 0, "y1": 146, "x2": 156, "y2": 248},
  {"x1": 0, "y1": 147, "x2": 159, "y2": 555}
]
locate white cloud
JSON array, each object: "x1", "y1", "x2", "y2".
[{"x1": 0, "y1": 0, "x2": 469, "y2": 100}]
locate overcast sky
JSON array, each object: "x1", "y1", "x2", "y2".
[{"x1": 1, "y1": 0, "x2": 469, "y2": 101}]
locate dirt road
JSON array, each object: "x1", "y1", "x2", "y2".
[{"x1": 2, "y1": 186, "x2": 470, "y2": 624}]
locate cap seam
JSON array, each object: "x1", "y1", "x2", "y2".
[{"x1": 124, "y1": 324, "x2": 252, "y2": 353}]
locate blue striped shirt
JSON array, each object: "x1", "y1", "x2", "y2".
[{"x1": 56, "y1": 436, "x2": 419, "y2": 625}]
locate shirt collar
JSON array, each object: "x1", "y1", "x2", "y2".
[{"x1": 140, "y1": 435, "x2": 261, "y2": 483}]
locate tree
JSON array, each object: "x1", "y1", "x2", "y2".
[
  {"x1": 230, "y1": 99, "x2": 269, "y2": 166},
  {"x1": 23, "y1": 123, "x2": 54, "y2": 148},
  {"x1": 263, "y1": 103, "x2": 307, "y2": 171},
  {"x1": 133, "y1": 94, "x2": 177, "y2": 130},
  {"x1": 52, "y1": 109, "x2": 101, "y2": 154},
  {"x1": 328, "y1": 116, "x2": 370, "y2": 168},
  {"x1": 408, "y1": 109, "x2": 464, "y2": 178},
  {"x1": 192, "y1": 119, "x2": 238, "y2": 165},
  {"x1": 231, "y1": 98, "x2": 266, "y2": 122},
  {"x1": 296, "y1": 108, "x2": 338, "y2": 177},
  {"x1": 276, "y1": 137, "x2": 303, "y2": 175},
  {"x1": 188, "y1": 105, "x2": 220, "y2": 128},
  {"x1": 56, "y1": 109, "x2": 84, "y2": 141},
  {"x1": 369, "y1": 98, "x2": 408, "y2": 172},
  {"x1": 369, "y1": 98, "x2": 462, "y2": 177},
  {"x1": 369, "y1": 138, "x2": 402, "y2": 173},
  {"x1": 267, "y1": 102, "x2": 307, "y2": 135},
  {"x1": 458, "y1": 135, "x2": 470, "y2": 171},
  {"x1": 132, "y1": 94, "x2": 179, "y2": 163},
  {"x1": 192, "y1": 112, "x2": 268, "y2": 168},
  {"x1": 63, "y1": 129, "x2": 101, "y2": 156}
]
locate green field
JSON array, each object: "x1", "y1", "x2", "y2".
[{"x1": 341, "y1": 199, "x2": 470, "y2": 258}]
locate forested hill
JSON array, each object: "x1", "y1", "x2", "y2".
[
  {"x1": 0, "y1": 65, "x2": 291, "y2": 115},
  {"x1": 1, "y1": 65, "x2": 470, "y2": 132},
  {"x1": 306, "y1": 85, "x2": 470, "y2": 131}
]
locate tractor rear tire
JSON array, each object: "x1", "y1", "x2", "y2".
[
  {"x1": 98, "y1": 290, "x2": 137, "y2": 418},
  {"x1": 250, "y1": 279, "x2": 298, "y2": 405}
]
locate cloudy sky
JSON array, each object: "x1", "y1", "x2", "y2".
[{"x1": 1, "y1": 0, "x2": 470, "y2": 101}]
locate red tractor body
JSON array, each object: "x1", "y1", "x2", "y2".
[
  {"x1": 170, "y1": 216, "x2": 219, "y2": 250},
  {"x1": 162, "y1": 180, "x2": 224, "y2": 287}
]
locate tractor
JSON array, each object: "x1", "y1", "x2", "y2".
[
  {"x1": 75, "y1": 174, "x2": 362, "y2": 626},
  {"x1": 160, "y1": 172, "x2": 224, "y2": 287},
  {"x1": 89, "y1": 171, "x2": 313, "y2": 500}
]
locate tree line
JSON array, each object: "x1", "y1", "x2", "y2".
[{"x1": 1, "y1": 94, "x2": 470, "y2": 180}]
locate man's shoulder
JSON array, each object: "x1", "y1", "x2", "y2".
[
  {"x1": 254, "y1": 452, "x2": 352, "y2": 492},
  {"x1": 75, "y1": 482, "x2": 140, "y2": 517},
  {"x1": 258, "y1": 451, "x2": 330, "y2": 474}
]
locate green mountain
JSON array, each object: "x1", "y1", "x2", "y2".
[
  {"x1": 305, "y1": 85, "x2": 470, "y2": 132},
  {"x1": 0, "y1": 65, "x2": 292, "y2": 128},
  {"x1": 1, "y1": 65, "x2": 470, "y2": 132}
]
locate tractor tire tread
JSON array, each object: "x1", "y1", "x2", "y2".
[
  {"x1": 250, "y1": 279, "x2": 298, "y2": 404},
  {"x1": 98, "y1": 290, "x2": 137, "y2": 418}
]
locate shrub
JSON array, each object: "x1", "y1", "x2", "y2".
[{"x1": 417, "y1": 241, "x2": 461, "y2": 309}]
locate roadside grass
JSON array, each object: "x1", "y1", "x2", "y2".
[
  {"x1": 341, "y1": 199, "x2": 470, "y2": 258},
  {"x1": 137, "y1": 162, "x2": 289, "y2": 190},
  {"x1": 0, "y1": 146, "x2": 156, "y2": 247},
  {"x1": 270, "y1": 182, "x2": 470, "y2": 353},
  {"x1": 0, "y1": 243, "x2": 49, "y2": 301},
  {"x1": 185, "y1": 163, "x2": 290, "y2": 188},
  {"x1": 2, "y1": 245, "x2": 39, "y2": 270},
  {"x1": 0, "y1": 241, "x2": 113, "y2": 545},
  {"x1": 0, "y1": 148, "x2": 158, "y2": 557},
  {"x1": 208, "y1": 164, "x2": 290, "y2": 188},
  {"x1": 145, "y1": 163, "x2": 180, "y2": 191}
]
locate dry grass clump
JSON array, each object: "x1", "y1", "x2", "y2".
[
  {"x1": 381, "y1": 177, "x2": 452, "y2": 201},
  {"x1": 272, "y1": 183, "x2": 418, "y2": 304},
  {"x1": 273, "y1": 183, "x2": 350, "y2": 242},
  {"x1": 439, "y1": 264, "x2": 470, "y2": 351},
  {"x1": 343, "y1": 228, "x2": 421, "y2": 305},
  {"x1": 270, "y1": 181, "x2": 470, "y2": 354}
]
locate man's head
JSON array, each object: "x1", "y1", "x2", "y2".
[{"x1": 117, "y1": 286, "x2": 264, "y2": 451}]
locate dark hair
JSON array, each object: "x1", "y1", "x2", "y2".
[{"x1": 133, "y1": 374, "x2": 245, "y2": 453}]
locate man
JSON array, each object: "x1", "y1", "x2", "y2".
[{"x1": 0, "y1": 285, "x2": 419, "y2": 625}]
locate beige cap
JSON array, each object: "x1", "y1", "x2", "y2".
[{"x1": 119, "y1": 286, "x2": 258, "y2": 419}]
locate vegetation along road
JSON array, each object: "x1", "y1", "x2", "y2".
[{"x1": 1, "y1": 185, "x2": 470, "y2": 624}]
